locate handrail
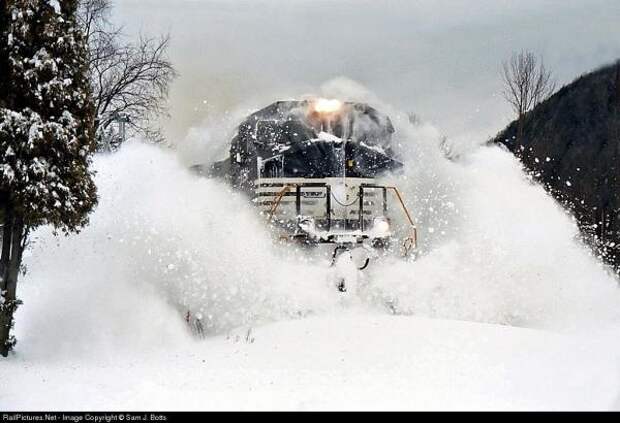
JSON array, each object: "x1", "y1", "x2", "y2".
[
  {"x1": 385, "y1": 186, "x2": 416, "y2": 227},
  {"x1": 384, "y1": 186, "x2": 418, "y2": 256},
  {"x1": 331, "y1": 191, "x2": 359, "y2": 207},
  {"x1": 358, "y1": 183, "x2": 416, "y2": 229},
  {"x1": 267, "y1": 184, "x2": 294, "y2": 222},
  {"x1": 265, "y1": 182, "x2": 418, "y2": 256}
]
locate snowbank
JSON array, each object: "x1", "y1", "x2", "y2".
[
  {"x1": 3, "y1": 313, "x2": 619, "y2": 410},
  {"x1": 3, "y1": 92, "x2": 620, "y2": 409}
]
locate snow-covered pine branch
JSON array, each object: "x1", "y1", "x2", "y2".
[{"x1": 0, "y1": 0, "x2": 97, "y2": 357}]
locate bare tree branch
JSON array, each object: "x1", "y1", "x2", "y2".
[
  {"x1": 77, "y1": 0, "x2": 177, "y2": 150},
  {"x1": 501, "y1": 50, "x2": 556, "y2": 141}
]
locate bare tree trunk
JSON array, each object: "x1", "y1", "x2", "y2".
[
  {"x1": 517, "y1": 113, "x2": 525, "y2": 144},
  {"x1": 0, "y1": 211, "x2": 12, "y2": 286},
  {"x1": 615, "y1": 61, "x2": 620, "y2": 105},
  {"x1": 0, "y1": 216, "x2": 25, "y2": 357},
  {"x1": 501, "y1": 50, "x2": 556, "y2": 146}
]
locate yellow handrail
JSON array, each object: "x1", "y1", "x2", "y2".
[
  {"x1": 385, "y1": 186, "x2": 418, "y2": 256},
  {"x1": 265, "y1": 183, "x2": 418, "y2": 256},
  {"x1": 267, "y1": 184, "x2": 294, "y2": 223},
  {"x1": 385, "y1": 186, "x2": 416, "y2": 227}
]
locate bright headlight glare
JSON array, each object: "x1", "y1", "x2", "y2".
[
  {"x1": 372, "y1": 216, "x2": 390, "y2": 236},
  {"x1": 312, "y1": 98, "x2": 343, "y2": 114}
]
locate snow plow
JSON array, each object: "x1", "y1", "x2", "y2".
[{"x1": 200, "y1": 99, "x2": 417, "y2": 281}]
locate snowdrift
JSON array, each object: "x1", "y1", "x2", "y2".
[
  {"x1": 4, "y1": 86, "x2": 620, "y2": 409},
  {"x1": 4, "y1": 314, "x2": 619, "y2": 410}
]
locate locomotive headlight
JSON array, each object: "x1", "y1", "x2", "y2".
[
  {"x1": 371, "y1": 216, "x2": 391, "y2": 238},
  {"x1": 312, "y1": 98, "x2": 343, "y2": 114}
]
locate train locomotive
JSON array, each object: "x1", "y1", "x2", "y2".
[{"x1": 204, "y1": 98, "x2": 417, "y2": 279}]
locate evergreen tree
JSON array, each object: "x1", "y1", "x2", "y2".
[{"x1": 0, "y1": 0, "x2": 97, "y2": 357}]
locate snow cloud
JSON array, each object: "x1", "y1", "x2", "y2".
[{"x1": 114, "y1": 0, "x2": 620, "y2": 145}]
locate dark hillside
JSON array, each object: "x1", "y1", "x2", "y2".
[{"x1": 494, "y1": 61, "x2": 620, "y2": 271}]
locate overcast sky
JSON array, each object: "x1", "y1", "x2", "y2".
[{"x1": 113, "y1": 0, "x2": 620, "y2": 144}]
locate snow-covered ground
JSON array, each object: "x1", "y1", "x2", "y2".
[
  {"x1": 4, "y1": 313, "x2": 619, "y2": 411},
  {"x1": 3, "y1": 107, "x2": 620, "y2": 410}
]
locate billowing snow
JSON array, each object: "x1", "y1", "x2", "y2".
[
  {"x1": 309, "y1": 131, "x2": 343, "y2": 144},
  {"x1": 2, "y1": 95, "x2": 620, "y2": 410},
  {"x1": 48, "y1": 0, "x2": 61, "y2": 14}
]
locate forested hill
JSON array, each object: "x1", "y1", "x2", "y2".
[{"x1": 493, "y1": 61, "x2": 620, "y2": 272}]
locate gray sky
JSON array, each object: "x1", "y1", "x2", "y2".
[{"x1": 114, "y1": 0, "x2": 620, "y2": 144}]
